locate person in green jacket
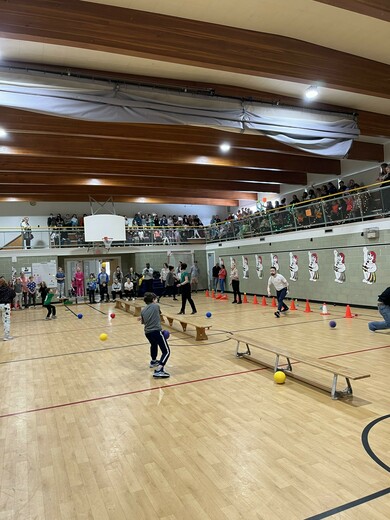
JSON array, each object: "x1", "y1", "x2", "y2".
[{"x1": 44, "y1": 289, "x2": 57, "y2": 320}]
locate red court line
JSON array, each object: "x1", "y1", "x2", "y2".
[
  {"x1": 320, "y1": 344, "x2": 390, "y2": 359},
  {"x1": 2, "y1": 342, "x2": 389, "y2": 420},
  {"x1": 0, "y1": 366, "x2": 267, "y2": 419}
]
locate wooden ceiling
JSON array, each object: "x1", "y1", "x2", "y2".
[{"x1": 0, "y1": 0, "x2": 388, "y2": 206}]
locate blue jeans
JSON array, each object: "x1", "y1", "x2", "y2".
[
  {"x1": 276, "y1": 288, "x2": 288, "y2": 312},
  {"x1": 213, "y1": 277, "x2": 219, "y2": 291},
  {"x1": 368, "y1": 304, "x2": 390, "y2": 331},
  {"x1": 219, "y1": 279, "x2": 225, "y2": 293}
]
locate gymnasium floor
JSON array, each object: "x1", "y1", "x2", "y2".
[{"x1": 0, "y1": 295, "x2": 389, "y2": 520}]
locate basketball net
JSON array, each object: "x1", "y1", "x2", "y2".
[{"x1": 102, "y1": 236, "x2": 113, "y2": 251}]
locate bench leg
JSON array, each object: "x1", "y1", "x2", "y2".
[
  {"x1": 195, "y1": 327, "x2": 208, "y2": 341},
  {"x1": 236, "y1": 341, "x2": 251, "y2": 357},
  {"x1": 134, "y1": 307, "x2": 141, "y2": 317},
  {"x1": 179, "y1": 322, "x2": 187, "y2": 332},
  {"x1": 331, "y1": 375, "x2": 353, "y2": 399},
  {"x1": 167, "y1": 318, "x2": 173, "y2": 327}
]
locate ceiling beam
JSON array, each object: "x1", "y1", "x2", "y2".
[
  {"x1": 2, "y1": 135, "x2": 341, "y2": 174},
  {"x1": 0, "y1": 184, "x2": 259, "y2": 201},
  {"x1": 0, "y1": 107, "x2": 382, "y2": 162},
  {"x1": 0, "y1": 194, "x2": 238, "y2": 206},
  {"x1": 0, "y1": 2, "x2": 389, "y2": 99},
  {"x1": 0, "y1": 157, "x2": 308, "y2": 185},
  {"x1": 314, "y1": 0, "x2": 390, "y2": 22},
  {"x1": 0, "y1": 174, "x2": 279, "y2": 193}
]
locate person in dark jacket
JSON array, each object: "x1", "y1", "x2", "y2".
[
  {"x1": 368, "y1": 287, "x2": 390, "y2": 332},
  {"x1": 0, "y1": 277, "x2": 16, "y2": 341}
]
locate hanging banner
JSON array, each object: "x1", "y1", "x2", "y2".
[
  {"x1": 333, "y1": 250, "x2": 346, "y2": 283},
  {"x1": 289, "y1": 252, "x2": 299, "y2": 282},
  {"x1": 270, "y1": 253, "x2": 279, "y2": 271},
  {"x1": 242, "y1": 256, "x2": 249, "y2": 279},
  {"x1": 255, "y1": 255, "x2": 263, "y2": 279},
  {"x1": 362, "y1": 247, "x2": 377, "y2": 284},
  {"x1": 308, "y1": 251, "x2": 319, "y2": 282}
]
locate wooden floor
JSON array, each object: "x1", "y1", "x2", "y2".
[{"x1": 1, "y1": 295, "x2": 389, "y2": 520}]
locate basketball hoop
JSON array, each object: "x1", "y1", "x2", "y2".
[{"x1": 102, "y1": 236, "x2": 113, "y2": 251}]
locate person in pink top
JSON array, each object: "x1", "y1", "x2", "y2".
[
  {"x1": 74, "y1": 266, "x2": 84, "y2": 297},
  {"x1": 218, "y1": 264, "x2": 227, "y2": 293}
]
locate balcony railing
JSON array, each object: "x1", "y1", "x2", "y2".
[{"x1": 1, "y1": 183, "x2": 389, "y2": 250}]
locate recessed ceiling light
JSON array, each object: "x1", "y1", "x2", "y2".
[
  {"x1": 304, "y1": 86, "x2": 319, "y2": 100},
  {"x1": 220, "y1": 142, "x2": 231, "y2": 152},
  {"x1": 0, "y1": 128, "x2": 7, "y2": 138}
]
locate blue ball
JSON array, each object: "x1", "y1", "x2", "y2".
[
  {"x1": 77, "y1": 313, "x2": 83, "y2": 319},
  {"x1": 206, "y1": 312, "x2": 212, "y2": 318},
  {"x1": 329, "y1": 320, "x2": 337, "y2": 328},
  {"x1": 163, "y1": 330, "x2": 170, "y2": 339}
]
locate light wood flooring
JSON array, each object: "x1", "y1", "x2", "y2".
[{"x1": 0, "y1": 294, "x2": 389, "y2": 520}]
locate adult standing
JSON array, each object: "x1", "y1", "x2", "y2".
[
  {"x1": 20, "y1": 272, "x2": 29, "y2": 308},
  {"x1": 97, "y1": 266, "x2": 110, "y2": 303},
  {"x1": 160, "y1": 263, "x2": 169, "y2": 287},
  {"x1": 158, "y1": 266, "x2": 178, "y2": 301},
  {"x1": 212, "y1": 262, "x2": 220, "y2": 292},
  {"x1": 0, "y1": 277, "x2": 16, "y2": 341},
  {"x1": 368, "y1": 287, "x2": 390, "y2": 332},
  {"x1": 267, "y1": 267, "x2": 289, "y2": 318},
  {"x1": 142, "y1": 263, "x2": 154, "y2": 293},
  {"x1": 178, "y1": 263, "x2": 197, "y2": 315},
  {"x1": 190, "y1": 261, "x2": 200, "y2": 293},
  {"x1": 113, "y1": 266, "x2": 124, "y2": 287},
  {"x1": 14, "y1": 277, "x2": 23, "y2": 310},
  {"x1": 20, "y1": 217, "x2": 33, "y2": 250},
  {"x1": 56, "y1": 266, "x2": 66, "y2": 300},
  {"x1": 229, "y1": 261, "x2": 242, "y2": 304},
  {"x1": 218, "y1": 263, "x2": 227, "y2": 294}
]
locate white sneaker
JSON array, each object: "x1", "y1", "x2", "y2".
[
  {"x1": 45, "y1": 317, "x2": 51, "y2": 320},
  {"x1": 3, "y1": 336, "x2": 14, "y2": 341},
  {"x1": 52, "y1": 316, "x2": 57, "y2": 319}
]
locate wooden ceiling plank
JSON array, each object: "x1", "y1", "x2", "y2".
[
  {"x1": 0, "y1": 174, "x2": 279, "y2": 193},
  {"x1": 2, "y1": 134, "x2": 341, "y2": 174},
  {"x1": 0, "y1": 2, "x2": 389, "y2": 98},
  {"x1": 314, "y1": 0, "x2": 390, "y2": 22}
]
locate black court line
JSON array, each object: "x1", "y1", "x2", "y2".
[
  {"x1": 85, "y1": 303, "x2": 107, "y2": 315},
  {"x1": 362, "y1": 414, "x2": 390, "y2": 473},
  {"x1": 305, "y1": 414, "x2": 390, "y2": 519},
  {"x1": 305, "y1": 487, "x2": 390, "y2": 519}
]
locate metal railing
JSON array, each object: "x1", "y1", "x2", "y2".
[{"x1": 1, "y1": 183, "x2": 389, "y2": 250}]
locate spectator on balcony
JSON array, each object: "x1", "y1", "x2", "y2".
[
  {"x1": 70, "y1": 214, "x2": 79, "y2": 226},
  {"x1": 20, "y1": 217, "x2": 33, "y2": 250},
  {"x1": 379, "y1": 163, "x2": 390, "y2": 187},
  {"x1": 47, "y1": 213, "x2": 55, "y2": 227},
  {"x1": 308, "y1": 189, "x2": 316, "y2": 199},
  {"x1": 290, "y1": 194, "x2": 300, "y2": 205},
  {"x1": 338, "y1": 180, "x2": 347, "y2": 192},
  {"x1": 321, "y1": 185, "x2": 329, "y2": 197},
  {"x1": 160, "y1": 215, "x2": 168, "y2": 226},
  {"x1": 327, "y1": 182, "x2": 338, "y2": 196}
]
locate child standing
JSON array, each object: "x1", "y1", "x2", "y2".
[
  {"x1": 43, "y1": 288, "x2": 57, "y2": 319},
  {"x1": 27, "y1": 276, "x2": 37, "y2": 308},
  {"x1": 87, "y1": 274, "x2": 97, "y2": 304},
  {"x1": 139, "y1": 292, "x2": 170, "y2": 378}
]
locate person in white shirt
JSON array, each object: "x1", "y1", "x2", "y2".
[
  {"x1": 142, "y1": 263, "x2": 154, "y2": 293},
  {"x1": 267, "y1": 267, "x2": 289, "y2": 318}
]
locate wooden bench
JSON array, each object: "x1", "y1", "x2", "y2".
[
  {"x1": 230, "y1": 333, "x2": 370, "y2": 400},
  {"x1": 160, "y1": 312, "x2": 212, "y2": 341},
  {"x1": 115, "y1": 299, "x2": 143, "y2": 317}
]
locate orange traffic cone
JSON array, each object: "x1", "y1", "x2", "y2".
[
  {"x1": 290, "y1": 299, "x2": 297, "y2": 311},
  {"x1": 253, "y1": 295, "x2": 258, "y2": 305},
  {"x1": 243, "y1": 293, "x2": 248, "y2": 303},
  {"x1": 320, "y1": 303, "x2": 330, "y2": 316},
  {"x1": 211, "y1": 290, "x2": 215, "y2": 299},
  {"x1": 215, "y1": 294, "x2": 222, "y2": 299},
  {"x1": 220, "y1": 294, "x2": 228, "y2": 300},
  {"x1": 304, "y1": 300, "x2": 312, "y2": 313},
  {"x1": 205, "y1": 289, "x2": 209, "y2": 298},
  {"x1": 344, "y1": 305, "x2": 353, "y2": 318},
  {"x1": 261, "y1": 296, "x2": 267, "y2": 306},
  {"x1": 271, "y1": 297, "x2": 277, "y2": 308}
]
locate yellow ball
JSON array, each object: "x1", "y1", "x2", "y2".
[
  {"x1": 101, "y1": 262, "x2": 106, "y2": 268},
  {"x1": 99, "y1": 333, "x2": 108, "y2": 341},
  {"x1": 274, "y1": 371, "x2": 286, "y2": 384}
]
